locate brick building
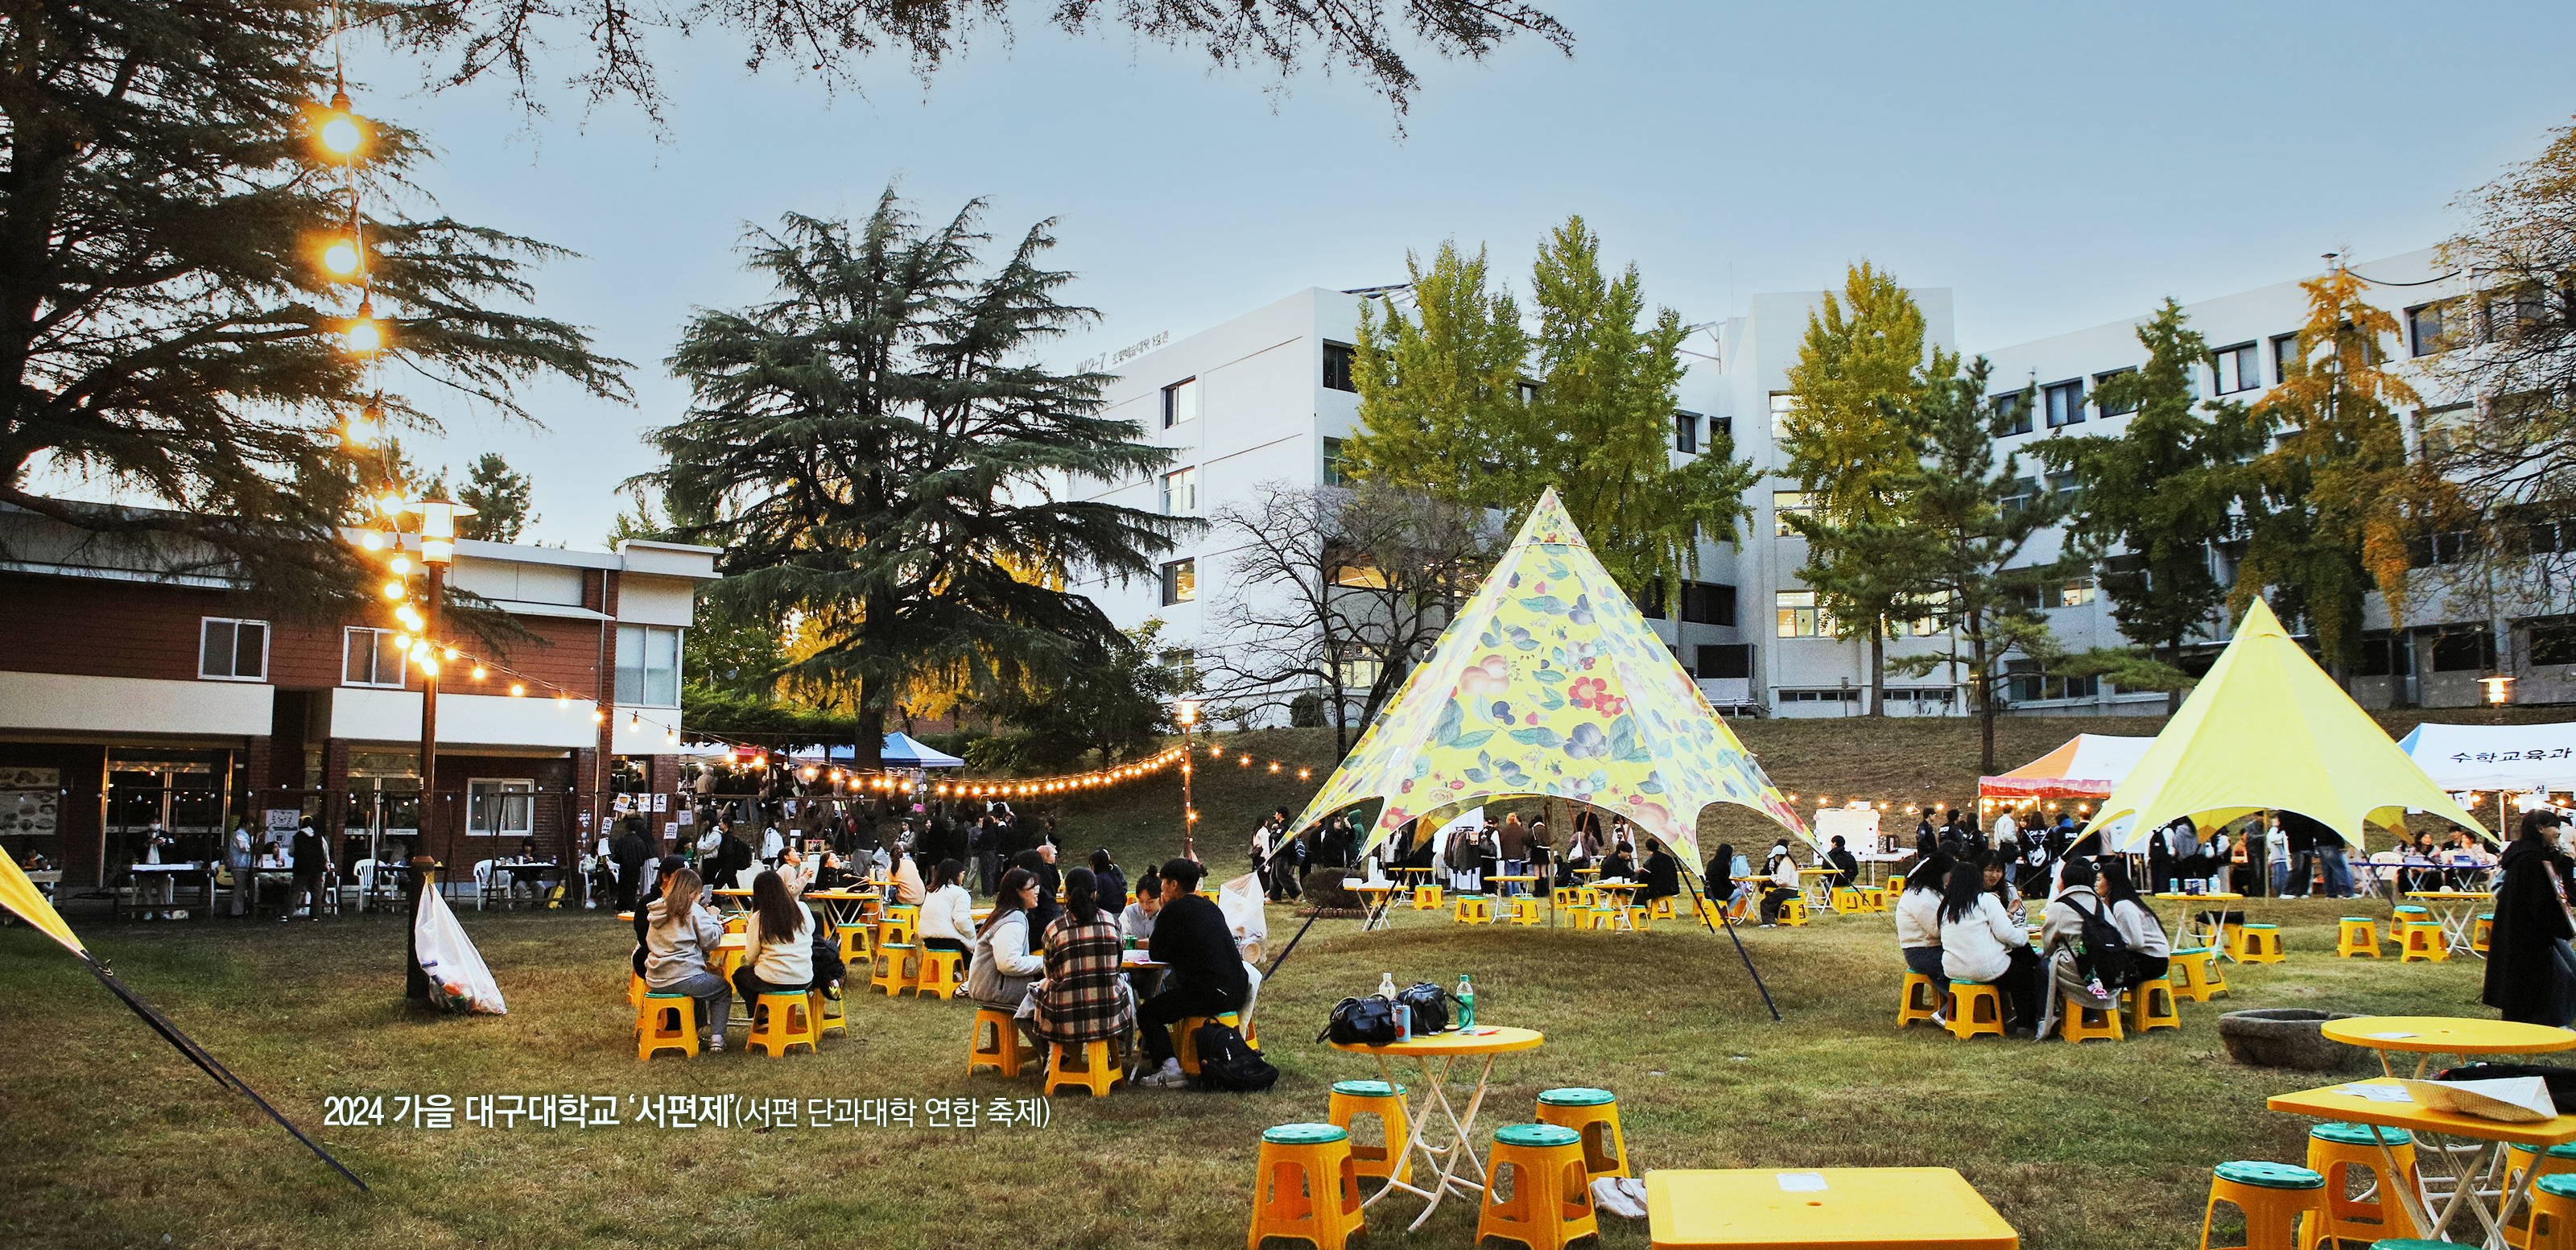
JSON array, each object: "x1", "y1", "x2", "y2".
[{"x1": 0, "y1": 505, "x2": 720, "y2": 887}]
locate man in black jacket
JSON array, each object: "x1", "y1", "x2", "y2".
[
  {"x1": 285, "y1": 822, "x2": 326, "y2": 922},
  {"x1": 612, "y1": 819, "x2": 650, "y2": 911},
  {"x1": 1137, "y1": 857, "x2": 1248, "y2": 1089}
]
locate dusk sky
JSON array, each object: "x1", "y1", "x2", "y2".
[{"x1": 354, "y1": 0, "x2": 2576, "y2": 547}]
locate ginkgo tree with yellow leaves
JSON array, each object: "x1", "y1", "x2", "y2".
[{"x1": 2235, "y1": 265, "x2": 2469, "y2": 677}]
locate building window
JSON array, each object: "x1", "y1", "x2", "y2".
[
  {"x1": 1768, "y1": 391, "x2": 1795, "y2": 437},
  {"x1": 616, "y1": 624, "x2": 683, "y2": 707},
  {"x1": 2213, "y1": 342, "x2": 2260, "y2": 394},
  {"x1": 343, "y1": 627, "x2": 406, "y2": 687},
  {"x1": 1696, "y1": 644, "x2": 1751, "y2": 679},
  {"x1": 1679, "y1": 581, "x2": 1736, "y2": 626},
  {"x1": 1322, "y1": 342, "x2": 1356, "y2": 393},
  {"x1": 1637, "y1": 583, "x2": 1666, "y2": 620},
  {"x1": 1337, "y1": 655, "x2": 1381, "y2": 691},
  {"x1": 1162, "y1": 465, "x2": 1199, "y2": 515},
  {"x1": 1674, "y1": 410, "x2": 1699, "y2": 454},
  {"x1": 1776, "y1": 590, "x2": 1833, "y2": 638},
  {"x1": 1518, "y1": 381, "x2": 1542, "y2": 406},
  {"x1": 2058, "y1": 576, "x2": 2097, "y2": 608},
  {"x1": 1159, "y1": 647, "x2": 1199, "y2": 690},
  {"x1": 1327, "y1": 542, "x2": 1389, "y2": 589},
  {"x1": 2406, "y1": 303, "x2": 2454, "y2": 357},
  {"x1": 1161, "y1": 377, "x2": 1198, "y2": 428},
  {"x1": 465, "y1": 778, "x2": 535, "y2": 838},
  {"x1": 1321, "y1": 436, "x2": 1348, "y2": 486},
  {"x1": 2406, "y1": 530, "x2": 2475, "y2": 568},
  {"x1": 1160, "y1": 558, "x2": 1196, "y2": 605},
  {"x1": 2430, "y1": 630, "x2": 2495, "y2": 672},
  {"x1": 199, "y1": 617, "x2": 268, "y2": 681},
  {"x1": 1992, "y1": 391, "x2": 2032, "y2": 436},
  {"x1": 1776, "y1": 688, "x2": 1863, "y2": 703},
  {"x1": 1773, "y1": 491, "x2": 1815, "y2": 538},
  {"x1": 2000, "y1": 477, "x2": 2039, "y2": 514},
  {"x1": 2358, "y1": 633, "x2": 2415, "y2": 677},
  {"x1": 2043, "y1": 380, "x2": 2085, "y2": 428},
  {"x1": 2272, "y1": 333, "x2": 2302, "y2": 384},
  {"x1": 2007, "y1": 660, "x2": 2097, "y2": 703},
  {"x1": 2531, "y1": 623, "x2": 2576, "y2": 668},
  {"x1": 2094, "y1": 368, "x2": 2138, "y2": 416}
]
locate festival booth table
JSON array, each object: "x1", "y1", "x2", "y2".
[
  {"x1": 2404, "y1": 890, "x2": 2498, "y2": 958},
  {"x1": 712, "y1": 887, "x2": 753, "y2": 914},
  {"x1": 2270, "y1": 1018, "x2": 2576, "y2": 1249},
  {"x1": 1645, "y1": 1167, "x2": 2018, "y2": 1250},
  {"x1": 477, "y1": 858, "x2": 559, "y2": 910},
  {"x1": 1330, "y1": 1025, "x2": 1545, "y2": 1232},
  {"x1": 1594, "y1": 879, "x2": 1645, "y2": 930},
  {"x1": 2152, "y1": 892, "x2": 2247, "y2": 959},
  {"x1": 803, "y1": 889, "x2": 880, "y2": 935}
]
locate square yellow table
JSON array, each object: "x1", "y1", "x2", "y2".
[
  {"x1": 2268, "y1": 1079, "x2": 2576, "y2": 1248},
  {"x1": 1645, "y1": 1167, "x2": 2017, "y2": 1249}
]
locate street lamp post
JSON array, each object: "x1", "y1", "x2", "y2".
[
  {"x1": 1176, "y1": 700, "x2": 1199, "y2": 860},
  {"x1": 393, "y1": 498, "x2": 473, "y2": 1000}
]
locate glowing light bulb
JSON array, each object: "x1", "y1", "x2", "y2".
[
  {"x1": 470, "y1": 665, "x2": 485, "y2": 679},
  {"x1": 509, "y1": 683, "x2": 525, "y2": 697},
  {"x1": 591, "y1": 709, "x2": 604, "y2": 724},
  {"x1": 381, "y1": 580, "x2": 403, "y2": 600},
  {"x1": 629, "y1": 712, "x2": 640, "y2": 731},
  {"x1": 360, "y1": 532, "x2": 383, "y2": 551},
  {"x1": 323, "y1": 239, "x2": 361, "y2": 277},
  {"x1": 377, "y1": 492, "x2": 402, "y2": 515},
  {"x1": 558, "y1": 694, "x2": 569, "y2": 708},
  {"x1": 442, "y1": 647, "x2": 458, "y2": 661},
  {"x1": 665, "y1": 729, "x2": 677, "y2": 745},
  {"x1": 390, "y1": 555, "x2": 411, "y2": 575},
  {"x1": 419, "y1": 658, "x2": 438, "y2": 677},
  {"x1": 345, "y1": 311, "x2": 382, "y2": 355},
  {"x1": 318, "y1": 92, "x2": 364, "y2": 155}
]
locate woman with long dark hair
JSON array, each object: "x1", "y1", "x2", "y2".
[
  {"x1": 731, "y1": 869, "x2": 815, "y2": 1031},
  {"x1": 2094, "y1": 857, "x2": 2169, "y2": 984},
  {"x1": 2485, "y1": 811, "x2": 2576, "y2": 1025},
  {"x1": 919, "y1": 858, "x2": 974, "y2": 955},
  {"x1": 1896, "y1": 852, "x2": 1953, "y2": 1019},
  {"x1": 968, "y1": 867, "x2": 1046, "y2": 1044},
  {"x1": 1938, "y1": 860, "x2": 2042, "y2": 1037},
  {"x1": 1034, "y1": 867, "x2": 1130, "y2": 1056}
]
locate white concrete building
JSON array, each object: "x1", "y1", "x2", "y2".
[{"x1": 1065, "y1": 246, "x2": 2528, "y2": 719}]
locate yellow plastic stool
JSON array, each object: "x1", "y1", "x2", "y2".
[
  {"x1": 2173, "y1": 947, "x2": 2230, "y2": 1002},
  {"x1": 627, "y1": 970, "x2": 646, "y2": 1010},
  {"x1": 2504, "y1": 1142, "x2": 2576, "y2": 1244},
  {"x1": 1535, "y1": 1087, "x2": 1628, "y2": 1180},
  {"x1": 1619, "y1": 905, "x2": 1653, "y2": 931},
  {"x1": 967, "y1": 1007, "x2": 1033, "y2": 1077},
  {"x1": 1778, "y1": 896, "x2": 1809, "y2": 926},
  {"x1": 1452, "y1": 894, "x2": 1494, "y2": 925},
  {"x1": 2058, "y1": 989, "x2": 2125, "y2": 1044},
  {"x1": 1947, "y1": 983, "x2": 2006, "y2": 1041},
  {"x1": 1327, "y1": 1079, "x2": 1411, "y2": 1187},
  {"x1": 808, "y1": 984, "x2": 847, "y2": 1038},
  {"x1": 879, "y1": 906, "x2": 917, "y2": 948},
  {"x1": 1832, "y1": 886, "x2": 1865, "y2": 913},
  {"x1": 637, "y1": 992, "x2": 699, "y2": 1061},
  {"x1": 1477, "y1": 1123, "x2": 1596, "y2": 1250},
  {"x1": 2305, "y1": 1122, "x2": 2418, "y2": 1247},
  {"x1": 837, "y1": 921, "x2": 872, "y2": 967},
  {"x1": 1505, "y1": 895, "x2": 1542, "y2": 926},
  {"x1": 873, "y1": 942, "x2": 919, "y2": 996},
  {"x1": 1571, "y1": 907, "x2": 1606, "y2": 932},
  {"x1": 1046, "y1": 1038, "x2": 1125, "y2": 1098},
  {"x1": 2231, "y1": 922, "x2": 2285, "y2": 963},
  {"x1": 2399, "y1": 921, "x2": 2448, "y2": 963},
  {"x1": 1649, "y1": 896, "x2": 1677, "y2": 920},
  {"x1": 2126, "y1": 977, "x2": 2182, "y2": 1034},
  {"x1": 2528, "y1": 1172, "x2": 2576, "y2": 1250},
  {"x1": 1551, "y1": 885, "x2": 1581, "y2": 910},
  {"x1": 2337, "y1": 918, "x2": 2383, "y2": 959},
  {"x1": 1898, "y1": 971, "x2": 1943, "y2": 1029},
  {"x1": 1247, "y1": 1123, "x2": 1364, "y2": 1250},
  {"x1": 914, "y1": 947, "x2": 966, "y2": 999},
  {"x1": 1174, "y1": 1010, "x2": 1244, "y2": 1076},
  {"x1": 2198, "y1": 1161, "x2": 2327, "y2": 1250},
  {"x1": 2476, "y1": 914, "x2": 2496, "y2": 955},
  {"x1": 745, "y1": 990, "x2": 819, "y2": 1057}
]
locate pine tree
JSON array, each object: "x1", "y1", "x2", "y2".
[
  {"x1": 1883, "y1": 361, "x2": 2074, "y2": 774},
  {"x1": 456, "y1": 452, "x2": 536, "y2": 542},
  {"x1": 2037, "y1": 299, "x2": 2265, "y2": 709},
  {"x1": 2238, "y1": 267, "x2": 2463, "y2": 675},
  {"x1": 0, "y1": 0, "x2": 622, "y2": 611},
  {"x1": 1779, "y1": 262, "x2": 1944, "y2": 713},
  {"x1": 642, "y1": 191, "x2": 1187, "y2": 772}
]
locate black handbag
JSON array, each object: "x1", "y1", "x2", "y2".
[
  {"x1": 1319, "y1": 996, "x2": 1399, "y2": 1046},
  {"x1": 1397, "y1": 982, "x2": 1455, "y2": 1034}
]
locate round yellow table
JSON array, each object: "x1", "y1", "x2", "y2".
[
  {"x1": 1593, "y1": 881, "x2": 1645, "y2": 931},
  {"x1": 2322, "y1": 1015, "x2": 2576, "y2": 1079},
  {"x1": 803, "y1": 889, "x2": 878, "y2": 934},
  {"x1": 1331, "y1": 1025, "x2": 1546, "y2": 1232}
]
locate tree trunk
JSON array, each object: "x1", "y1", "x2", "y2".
[
  {"x1": 1868, "y1": 627, "x2": 1887, "y2": 717},
  {"x1": 852, "y1": 675, "x2": 886, "y2": 774},
  {"x1": 1973, "y1": 628, "x2": 1997, "y2": 776},
  {"x1": 2161, "y1": 639, "x2": 2182, "y2": 715}
]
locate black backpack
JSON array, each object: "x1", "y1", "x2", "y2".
[
  {"x1": 2066, "y1": 897, "x2": 2141, "y2": 990},
  {"x1": 1397, "y1": 982, "x2": 1455, "y2": 1034},
  {"x1": 1319, "y1": 996, "x2": 1398, "y2": 1046},
  {"x1": 1193, "y1": 1021, "x2": 1278, "y2": 1092}
]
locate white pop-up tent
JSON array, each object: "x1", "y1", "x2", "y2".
[{"x1": 2396, "y1": 723, "x2": 2576, "y2": 792}]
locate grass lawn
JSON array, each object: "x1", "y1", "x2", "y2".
[{"x1": 0, "y1": 888, "x2": 2504, "y2": 1249}]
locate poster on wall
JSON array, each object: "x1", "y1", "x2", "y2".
[
  {"x1": 1813, "y1": 807, "x2": 1880, "y2": 850},
  {"x1": 2, "y1": 789, "x2": 60, "y2": 840},
  {"x1": 653, "y1": 793, "x2": 670, "y2": 813}
]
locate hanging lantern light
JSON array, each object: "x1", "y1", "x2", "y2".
[
  {"x1": 343, "y1": 300, "x2": 382, "y2": 354},
  {"x1": 509, "y1": 683, "x2": 526, "y2": 697},
  {"x1": 389, "y1": 555, "x2": 412, "y2": 575},
  {"x1": 322, "y1": 237, "x2": 362, "y2": 278}
]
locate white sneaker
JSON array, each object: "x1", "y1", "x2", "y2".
[
  {"x1": 705, "y1": 1033, "x2": 724, "y2": 1053},
  {"x1": 1139, "y1": 1059, "x2": 1189, "y2": 1089}
]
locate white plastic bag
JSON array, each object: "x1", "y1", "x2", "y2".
[
  {"x1": 1591, "y1": 1176, "x2": 1647, "y2": 1220},
  {"x1": 1217, "y1": 873, "x2": 1269, "y2": 945},
  {"x1": 415, "y1": 887, "x2": 506, "y2": 1014}
]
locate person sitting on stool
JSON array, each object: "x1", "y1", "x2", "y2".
[{"x1": 1133, "y1": 857, "x2": 1245, "y2": 1089}]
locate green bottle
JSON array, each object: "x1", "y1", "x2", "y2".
[{"x1": 1455, "y1": 973, "x2": 1476, "y2": 1029}]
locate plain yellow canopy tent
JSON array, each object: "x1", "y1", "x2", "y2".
[
  {"x1": 2082, "y1": 598, "x2": 2488, "y2": 850},
  {"x1": 0, "y1": 852, "x2": 367, "y2": 1190},
  {"x1": 1287, "y1": 488, "x2": 1809, "y2": 861}
]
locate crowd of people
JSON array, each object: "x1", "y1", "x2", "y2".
[{"x1": 1889, "y1": 843, "x2": 2170, "y2": 1041}]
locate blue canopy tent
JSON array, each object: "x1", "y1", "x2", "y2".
[{"x1": 807, "y1": 733, "x2": 966, "y2": 769}]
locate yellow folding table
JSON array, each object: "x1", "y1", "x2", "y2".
[
  {"x1": 1645, "y1": 1166, "x2": 2018, "y2": 1249},
  {"x1": 2268, "y1": 1077, "x2": 2576, "y2": 1248},
  {"x1": 1331, "y1": 1025, "x2": 1544, "y2": 1232}
]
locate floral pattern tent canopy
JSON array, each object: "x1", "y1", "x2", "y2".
[{"x1": 1287, "y1": 489, "x2": 1808, "y2": 861}]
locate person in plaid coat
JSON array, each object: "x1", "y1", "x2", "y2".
[{"x1": 1035, "y1": 867, "x2": 1131, "y2": 1048}]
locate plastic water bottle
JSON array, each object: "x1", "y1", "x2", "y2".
[
  {"x1": 1456, "y1": 973, "x2": 1476, "y2": 1030},
  {"x1": 1377, "y1": 972, "x2": 1397, "y2": 1000}
]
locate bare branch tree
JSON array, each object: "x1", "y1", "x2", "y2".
[{"x1": 1203, "y1": 481, "x2": 1497, "y2": 753}]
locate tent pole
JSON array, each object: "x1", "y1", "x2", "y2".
[{"x1": 1681, "y1": 863, "x2": 1781, "y2": 1023}]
